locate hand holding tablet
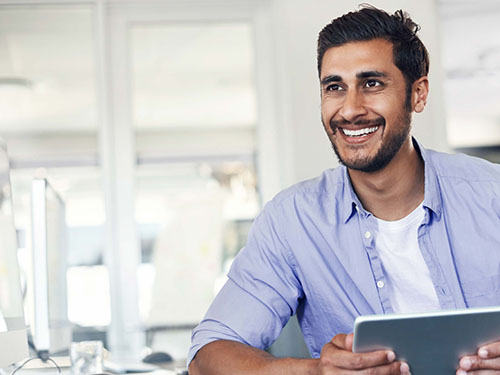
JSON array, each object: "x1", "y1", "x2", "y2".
[
  {"x1": 457, "y1": 340, "x2": 500, "y2": 375},
  {"x1": 352, "y1": 306, "x2": 500, "y2": 375},
  {"x1": 315, "y1": 332, "x2": 410, "y2": 375}
]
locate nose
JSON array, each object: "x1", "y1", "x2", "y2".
[{"x1": 338, "y1": 89, "x2": 367, "y2": 122}]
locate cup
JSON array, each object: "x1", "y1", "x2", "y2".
[{"x1": 70, "y1": 341, "x2": 104, "y2": 375}]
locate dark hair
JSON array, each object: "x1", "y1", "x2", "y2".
[{"x1": 317, "y1": 5, "x2": 429, "y2": 89}]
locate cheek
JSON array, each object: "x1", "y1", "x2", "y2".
[
  {"x1": 366, "y1": 92, "x2": 404, "y2": 117},
  {"x1": 321, "y1": 100, "x2": 337, "y2": 126},
  {"x1": 363, "y1": 102, "x2": 390, "y2": 123},
  {"x1": 321, "y1": 111, "x2": 334, "y2": 135}
]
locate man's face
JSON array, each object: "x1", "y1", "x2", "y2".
[{"x1": 320, "y1": 38, "x2": 413, "y2": 173}]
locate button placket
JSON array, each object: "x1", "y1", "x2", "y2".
[{"x1": 358, "y1": 215, "x2": 391, "y2": 312}]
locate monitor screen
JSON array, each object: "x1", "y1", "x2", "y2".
[
  {"x1": 0, "y1": 140, "x2": 29, "y2": 368},
  {"x1": 30, "y1": 177, "x2": 71, "y2": 358}
]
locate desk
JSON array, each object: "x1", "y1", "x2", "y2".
[
  {"x1": 17, "y1": 369, "x2": 180, "y2": 375},
  {"x1": 17, "y1": 357, "x2": 186, "y2": 375}
]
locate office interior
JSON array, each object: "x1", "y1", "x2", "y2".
[{"x1": 0, "y1": 0, "x2": 499, "y2": 368}]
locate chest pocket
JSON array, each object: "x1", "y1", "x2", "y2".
[{"x1": 461, "y1": 274, "x2": 500, "y2": 307}]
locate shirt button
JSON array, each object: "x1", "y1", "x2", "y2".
[
  {"x1": 364, "y1": 231, "x2": 372, "y2": 239},
  {"x1": 377, "y1": 281, "x2": 385, "y2": 288}
]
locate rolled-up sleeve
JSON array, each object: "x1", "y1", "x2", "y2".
[{"x1": 187, "y1": 199, "x2": 303, "y2": 366}]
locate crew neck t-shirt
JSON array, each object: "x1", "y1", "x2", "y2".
[{"x1": 374, "y1": 203, "x2": 440, "y2": 313}]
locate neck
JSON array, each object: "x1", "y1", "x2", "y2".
[{"x1": 348, "y1": 138, "x2": 425, "y2": 221}]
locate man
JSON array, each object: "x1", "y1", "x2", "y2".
[{"x1": 188, "y1": 6, "x2": 500, "y2": 375}]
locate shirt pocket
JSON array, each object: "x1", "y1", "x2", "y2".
[{"x1": 461, "y1": 274, "x2": 500, "y2": 307}]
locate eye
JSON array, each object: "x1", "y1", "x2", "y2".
[
  {"x1": 325, "y1": 84, "x2": 343, "y2": 92},
  {"x1": 364, "y1": 79, "x2": 382, "y2": 88}
]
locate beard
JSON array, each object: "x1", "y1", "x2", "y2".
[{"x1": 325, "y1": 107, "x2": 412, "y2": 173}]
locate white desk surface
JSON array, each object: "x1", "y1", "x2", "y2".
[
  {"x1": 14, "y1": 357, "x2": 182, "y2": 375},
  {"x1": 17, "y1": 368, "x2": 178, "y2": 375}
]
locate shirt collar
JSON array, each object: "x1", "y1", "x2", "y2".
[
  {"x1": 341, "y1": 166, "x2": 365, "y2": 223},
  {"x1": 414, "y1": 138, "x2": 443, "y2": 220},
  {"x1": 341, "y1": 137, "x2": 443, "y2": 223}
]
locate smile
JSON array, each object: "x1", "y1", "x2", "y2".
[{"x1": 341, "y1": 126, "x2": 379, "y2": 137}]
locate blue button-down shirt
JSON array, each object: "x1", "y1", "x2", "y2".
[{"x1": 188, "y1": 140, "x2": 500, "y2": 365}]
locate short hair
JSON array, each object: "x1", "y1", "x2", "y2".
[{"x1": 317, "y1": 5, "x2": 429, "y2": 88}]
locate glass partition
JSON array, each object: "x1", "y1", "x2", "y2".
[
  {"x1": 0, "y1": 5, "x2": 108, "y2": 329},
  {"x1": 130, "y1": 21, "x2": 259, "y2": 358}
]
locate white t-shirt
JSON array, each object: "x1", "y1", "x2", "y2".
[{"x1": 374, "y1": 204, "x2": 440, "y2": 313}]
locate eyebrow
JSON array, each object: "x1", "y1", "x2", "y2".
[
  {"x1": 320, "y1": 70, "x2": 388, "y2": 86},
  {"x1": 356, "y1": 70, "x2": 388, "y2": 79},
  {"x1": 320, "y1": 75, "x2": 342, "y2": 86}
]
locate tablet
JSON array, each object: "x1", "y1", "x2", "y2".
[{"x1": 353, "y1": 306, "x2": 500, "y2": 375}]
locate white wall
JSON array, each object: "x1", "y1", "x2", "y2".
[{"x1": 267, "y1": 0, "x2": 448, "y2": 186}]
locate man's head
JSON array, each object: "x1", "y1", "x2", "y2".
[
  {"x1": 317, "y1": 5, "x2": 429, "y2": 102},
  {"x1": 318, "y1": 6, "x2": 429, "y2": 173}
]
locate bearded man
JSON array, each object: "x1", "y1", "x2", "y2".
[{"x1": 188, "y1": 6, "x2": 500, "y2": 375}]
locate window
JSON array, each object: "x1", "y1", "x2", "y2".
[{"x1": 0, "y1": 5, "x2": 109, "y2": 327}]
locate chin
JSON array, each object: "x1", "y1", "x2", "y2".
[{"x1": 333, "y1": 143, "x2": 384, "y2": 171}]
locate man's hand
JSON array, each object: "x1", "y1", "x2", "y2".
[
  {"x1": 315, "y1": 333, "x2": 410, "y2": 374},
  {"x1": 457, "y1": 341, "x2": 500, "y2": 374}
]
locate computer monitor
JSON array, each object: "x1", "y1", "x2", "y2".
[
  {"x1": 29, "y1": 177, "x2": 71, "y2": 359},
  {"x1": 0, "y1": 140, "x2": 29, "y2": 368}
]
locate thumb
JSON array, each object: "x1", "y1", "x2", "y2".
[{"x1": 345, "y1": 333, "x2": 354, "y2": 352}]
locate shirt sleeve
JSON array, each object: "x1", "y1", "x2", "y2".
[{"x1": 187, "y1": 200, "x2": 303, "y2": 366}]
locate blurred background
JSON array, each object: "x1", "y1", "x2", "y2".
[{"x1": 0, "y1": 0, "x2": 498, "y2": 363}]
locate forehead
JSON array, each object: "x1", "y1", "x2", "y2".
[{"x1": 320, "y1": 38, "x2": 399, "y2": 80}]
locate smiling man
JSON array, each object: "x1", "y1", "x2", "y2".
[
  {"x1": 319, "y1": 37, "x2": 427, "y2": 223},
  {"x1": 321, "y1": 39, "x2": 416, "y2": 175},
  {"x1": 188, "y1": 6, "x2": 500, "y2": 375}
]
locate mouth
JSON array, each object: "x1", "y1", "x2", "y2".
[
  {"x1": 329, "y1": 117, "x2": 385, "y2": 144},
  {"x1": 340, "y1": 126, "x2": 379, "y2": 138}
]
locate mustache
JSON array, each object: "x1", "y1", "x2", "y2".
[{"x1": 330, "y1": 117, "x2": 386, "y2": 130}]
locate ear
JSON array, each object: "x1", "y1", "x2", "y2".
[{"x1": 412, "y1": 76, "x2": 429, "y2": 113}]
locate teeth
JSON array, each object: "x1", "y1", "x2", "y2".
[{"x1": 342, "y1": 126, "x2": 379, "y2": 137}]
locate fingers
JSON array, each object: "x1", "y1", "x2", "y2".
[
  {"x1": 457, "y1": 342, "x2": 500, "y2": 374},
  {"x1": 331, "y1": 333, "x2": 350, "y2": 349},
  {"x1": 318, "y1": 354, "x2": 409, "y2": 375},
  {"x1": 323, "y1": 338, "x2": 410, "y2": 373},
  {"x1": 335, "y1": 359, "x2": 410, "y2": 375},
  {"x1": 330, "y1": 347, "x2": 396, "y2": 370},
  {"x1": 331, "y1": 333, "x2": 355, "y2": 352},
  {"x1": 352, "y1": 361, "x2": 410, "y2": 375},
  {"x1": 478, "y1": 342, "x2": 500, "y2": 359},
  {"x1": 457, "y1": 356, "x2": 500, "y2": 374},
  {"x1": 345, "y1": 333, "x2": 354, "y2": 352},
  {"x1": 457, "y1": 370, "x2": 500, "y2": 375},
  {"x1": 322, "y1": 334, "x2": 410, "y2": 374}
]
